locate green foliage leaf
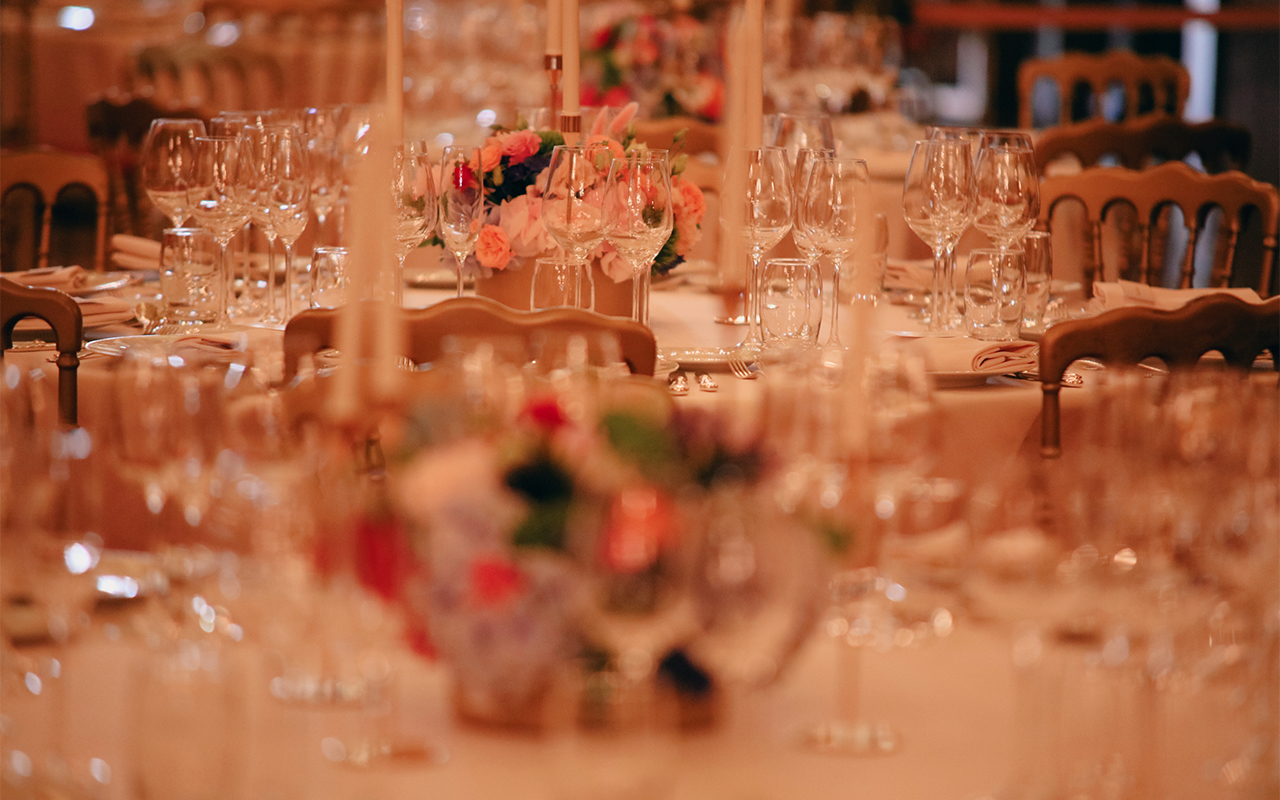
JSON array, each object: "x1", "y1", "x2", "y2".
[
  {"x1": 602, "y1": 412, "x2": 678, "y2": 480},
  {"x1": 511, "y1": 500, "x2": 571, "y2": 550}
]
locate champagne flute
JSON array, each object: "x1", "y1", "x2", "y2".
[
  {"x1": 602, "y1": 150, "x2": 674, "y2": 326},
  {"x1": 973, "y1": 133, "x2": 1039, "y2": 252},
  {"x1": 265, "y1": 126, "x2": 311, "y2": 321},
  {"x1": 735, "y1": 147, "x2": 794, "y2": 357},
  {"x1": 142, "y1": 118, "x2": 207, "y2": 228},
  {"x1": 798, "y1": 155, "x2": 869, "y2": 348},
  {"x1": 541, "y1": 144, "x2": 609, "y2": 309},
  {"x1": 190, "y1": 136, "x2": 250, "y2": 330},
  {"x1": 393, "y1": 141, "x2": 437, "y2": 307},
  {"x1": 438, "y1": 146, "x2": 486, "y2": 298}
]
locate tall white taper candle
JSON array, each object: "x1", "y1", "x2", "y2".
[{"x1": 386, "y1": 0, "x2": 404, "y2": 139}]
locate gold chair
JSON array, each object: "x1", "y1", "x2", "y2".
[
  {"x1": 1039, "y1": 161, "x2": 1279, "y2": 298},
  {"x1": 0, "y1": 278, "x2": 83, "y2": 426},
  {"x1": 1, "y1": 149, "x2": 111, "y2": 272},
  {"x1": 282, "y1": 298, "x2": 659, "y2": 382},
  {"x1": 1018, "y1": 50, "x2": 1190, "y2": 129},
  {"x1": 1038, "y1": 294, "x2": 1279, "y2": 457},
  {"x1": 1034, "y1": 113, "x2": 1252, "y2": 175}
]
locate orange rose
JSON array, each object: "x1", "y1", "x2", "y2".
[
  {"x1": 480, "y1": 141, "x2": 503, "y2": 173},
  {"x1": 474, "y1": 224, "x2": 513, "y2": 270}
]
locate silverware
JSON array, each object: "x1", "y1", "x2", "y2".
[
  {"x1": 728, "y1": 355, "x2": 759, "y2": 380},
  {"x1": 133, "y1": 301, "x2": 163, "y2": 334},
  {"x1": 668, "y1": 371, "x2": 690, "y2": 395},
  {"x1": 694, "y1": 372, "x2": 718, "y2": 392}
]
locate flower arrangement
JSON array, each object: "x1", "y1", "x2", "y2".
[{"x1": 436, "y1": 103, "x2": 707, "y2": 282}]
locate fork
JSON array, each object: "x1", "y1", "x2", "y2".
[{"x1": 728, "y1": 354, "x2": 759, "y2": 380}]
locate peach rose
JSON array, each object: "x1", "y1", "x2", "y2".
[
  {"x1": 474, "y1": 224, "x2": 513, "y2": 270},
  {"x1": 480, "y1": 141, "x2": 503, "y2": 173},
  {"x1": 500, "y1": 129, "x2": 541, "y2": 166},
  {"x1": 672, "y1": 178, "x2": 706, "y2": 224}
]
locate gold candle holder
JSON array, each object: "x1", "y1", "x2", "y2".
[{"x1": 545, "y1": 54, "x2": 563, "y2": 127}]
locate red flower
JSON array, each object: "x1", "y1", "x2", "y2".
[
  {"x1": 469, "y1": 557, "x2": 526, "y2": 607},
  {"x1": 522, "y1": 397, "x2": 568, "y2": 430},
  {"x1": 601, "y1": 86, "x2": 633, "y2": 108},
  {"x1": 453, "y1": 162, "x2": 478, "y2": 190}
]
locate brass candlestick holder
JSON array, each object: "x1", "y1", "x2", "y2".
[{"x1": 544, "y1": 54, "x2": 563, "y2": 128}]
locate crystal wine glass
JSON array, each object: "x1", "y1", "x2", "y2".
[
  {"x1": 602, "y1": 150, "x2": 674, "y2": 326},
  {"x1": 791, "y1": 147, "x2": 835, "y2": 271},
  {"x1": 142, "y1": 118, "x2": 207, "y2": 229},
  {"x1": 234, "y1": 123, "x2": 275, "y2": 323},
  {"x1": 190, "y1": 136, "x2": 250, "y2": 330},
  {"x1": 438, "y1": 146, "x2": 486, "y2": 298},
  {"x1": 542, "y1": 144, "x2": 610, "y2": 301},
  {"x1": 304, "y1": 106, "x2": 344, "y2": 247},
  {"x1": 973, "y1": 133, "x2": 1039, "y2": 252},
  {"x1": 797, "y1": 155, "x2": 869, "y2": 349},
  {"x1": 901, "y1": 139, "x2": 972, "y2": 334},
  {"x1": 393, "y1": 141, "x2": 437, "y2": 307},
  {"x1": 265, "y1": 126, "x2": 311, "y2": 321},
  {"x1": 734, "y1": 147, "x2": 794, "y2": 358}
]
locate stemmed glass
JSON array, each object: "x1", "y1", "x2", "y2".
[
  {"x1": 438, "y1": 146, "x2": 486, "y2": 298},
  {"x1": 264, "y1": 126, "x2": 311, "y2": 320},
  {"x1": 797, "y1": 155, "x2": 869, "y2": 349},
  {"x1": 393, "y1": 141, "x2": 437, "y2": 307},
  {"x1": 601, "y1": 150, "x2": 673, "y2": 326},
  {"x1": 190, "y1": 136, "x2": 250, "y2": 330},
  {"x1": 791, "y1": 147, "x2": 834, "y2": 270},
  {"x1": 542, "y1": 144, "x2": 610, "y2": 309},
  {"x1": 902, "y1": 138, "x2": 973, "y2": 334},
  {"x1": 973, "y1": 132, "x2": 1039, "y2": 252},
  {"x1": 141, "y1": 118, "x2": 207, "y2": 229},
  {"x1": 235, "y1": 124, "x2": 274, "y2": 322},
  {"x1": 734, "y1": 147, "x2": 793, "y2": 358},
  {"x1": 304, "y1": 107, "x2": 343, "y2": 247}
]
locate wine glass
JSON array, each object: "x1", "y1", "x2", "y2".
[
  {"x1": 601, "y1": 150, "x2": 673, "y2": 326},
  {"x1": 304, "y1": 106, "x2": 343, "y2": 247},
  {"x1": 438, "y1": 146, "x2": 486, "y2": 298},
  {"x1": 393, "y1": 141, "x2": 437, "y2": 307},
  {"x1": 973, "y1": 133, "x2": 1039, "y2": 251},
  {"x1": 734, "y1": 147, "x2": 794, "y2": 358},
  {"x1": 901, "y1": 139, "x2": 972, "y2": 334},
  {"x1": 265, "y1": 126, "x2": 310, "y2": 321},
  {"x1": 235, "y1": 124, "x2": 275, "y2": 323},
  {"x1": 190, "y1": 136, "x2": 250, "y2": 330},
  {"x1": 142, "y1": 118, "x2": 207, "y2": 229},
  {"x1": 797, "y1": 155, "x2": 869, "y2": 349},
  {"x1": 541, "y1": 144, "x2": 610, "y2": 309},
  {"x1": 791, "y1": 148, "x2": 835, "y2": 270}
]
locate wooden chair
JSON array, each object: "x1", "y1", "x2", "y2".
[
  {"x1": 282, "y1": 298, "x2": 659, "y2": 382},
  {"x1": 0, "y1": 278, "x2": 83, "y2": 426},
  {"x1": 1034, "y1": 114, "x2": 1252, "y2": 175},
  {"x1": 1, "y1": 149, "x2": 111, "y2": 272},
  {"x1": 1039, "y1": 294, "x2": 1279, "y2": 457},
  {"x1": 1039, "y1": 161, "x2": 1279, "y2": 298},
  {"x1": 1018, "y1": 50, "x2": 1190, "y2": 129}
]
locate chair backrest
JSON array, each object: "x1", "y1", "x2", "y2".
[
  {"x1": 1018, "y1": 50, "x2": 1190, "y2": 129},
  {"x1": 1035, "y1": 114, "x2": 1252, "y2": 175},
  {"x1": 1, "y1": 149, "x2": 111, "y2": 272},
  {"x1": 0, "y1": 278, "x2": 83, "y2": 426},
  {"x1": 1040, "y1": 161, "x2": 1279, "y2": 298},
  {"x1": 1038, "y1": 294, "x2": 1279, "y2": 457},
  {"x1": 282, "y1": 298, "x2": 659, "y2": 382}
]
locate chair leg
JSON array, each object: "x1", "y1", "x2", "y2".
[{"x1": 1040, "y1": 384, "x2": 1062, "y2": 459}]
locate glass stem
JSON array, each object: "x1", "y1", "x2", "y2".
[
  {"x1": 283, "y1": 242, "x2": 296, "y2": 322},
  {"x1": 745, "y1": 249, "x2": 764, "y2": 343},
  {"x1": 395, "y1": 254, "x2": 406, "y2": 308},
  {"x1": 265, "y1": 235, "x2": 278, "y2": 324},
  {"x1": 827, "y1": 258, "x2": 843, "y2": 347},
  {"x1": 454, "y1": 251, "x2": 466, "y2": 298},
  {"x1": 217, "y1": 241, "x2": 231, "y2": 328},
  {"x1": 928, "y1": 243, "x2": 948, "y2": 333},
  {"x1": 941, "y1": 238, "x2": 959, "y2": 332},
  {"x1": 630, "y1": 263, "x2": 651, "y2": 326}
]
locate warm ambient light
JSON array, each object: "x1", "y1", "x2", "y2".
[{"x1": 56, "y1": 6, "x2": 95, "y2": 30}]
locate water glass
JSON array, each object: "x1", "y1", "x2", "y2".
[
  {"x1": 310, "y1": 246, "x2": 350, "y2": 308},
  {"x1": 761, "y1": 258, "x2": 821, "y2": 343},
  {"x1": 1022, "y1": 231, "x2": 1053, "y2": 331},
  {"x1": 964, "y1": 248, "x2": 1026, "y2": 342},
  {"x1": 531, "y1": 257, "x2": 580, "y2": 310},
  {"x1": 160, "y1": 228, "x2": 220, "y2": 328}
]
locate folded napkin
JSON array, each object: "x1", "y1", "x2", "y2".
[
  {"x1": 110, "y1": 234, "x2": 162, "y2": 270},
  {"x1": 14, "y1": 295, "x2": 134, "y2": 330},
  {"x1": 1092, "y1": 280, "x2": 1261, "y2": 312},
  {"x1": 8, "y1": 266, "x2": 89, "y2": 292},
  {"x1": 906, "y1": 335, "x2": 1038, "y2": 373}
]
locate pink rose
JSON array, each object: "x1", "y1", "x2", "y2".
[
  {"x1": 500, "y1": 129, "x2": 541, "y2": 166},
  {"x1": 672, "y1": 177, "x2": 707, "y2": 224},
  {"x1": 480, "y1": 141, "x2": 503, "y2": 173},
  {"x1": 496, "y1": 195, "x2": 555, "y2": 258},
  {"x1": 475, "y1": 224, "x2": 513, "y2": 270}
]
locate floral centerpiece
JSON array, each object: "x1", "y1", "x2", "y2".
[
  {"x1": 434, "y1": 102, "x2": 707, "y2": 286},
  {"x1": 392, "y1": 385, "x2": 769, "y2": 726}
]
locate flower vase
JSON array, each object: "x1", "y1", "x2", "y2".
[{"x1": 474, "y1": 256, "x2": 634, "y2": 318}]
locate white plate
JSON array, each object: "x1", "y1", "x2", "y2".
[
  {"x1": 928, "y1": 366, "x2": 1016, "y2": 388},
  {"x1": 85, "y1": 332, "x2": 250, "y2": 358},
  {"x1": 68, "y1": 271, "x2": 134, "y2": 296},
  {"x1": 662, "y1": 346, "x2": 734, "y2": 370}
]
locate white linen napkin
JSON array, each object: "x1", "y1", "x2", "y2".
[
  {"x1": 7, "y1": 266, "x2": 88, "y2": 291},
  {"x1": 14, "y1": 295, "x2": 134, "y2": 331},
  {"x1": 1092, "y1": 280, "x2": 1262, "y2": 311},
  {"x1": 110, "y1": 234, "x2": 162, "y2": 270},
  {"x1": 906, "y1": 335, "x2": 1038, "y2": 373}
]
